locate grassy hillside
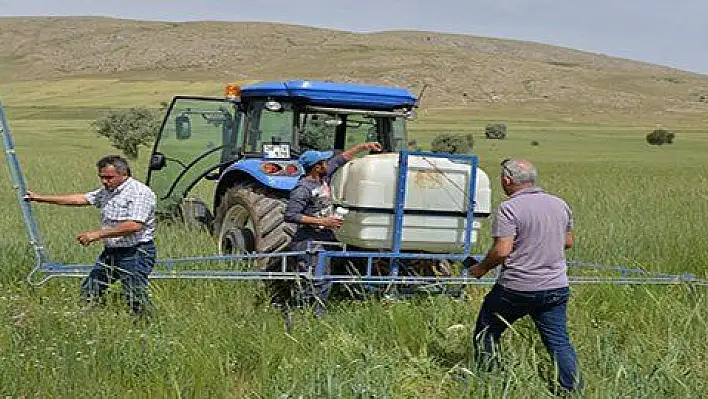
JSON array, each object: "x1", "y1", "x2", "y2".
[{"x1": 1, "y1": 16, "x2": 708, "y2": 124}]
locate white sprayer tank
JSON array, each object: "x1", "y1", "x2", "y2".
[{"x1": 329, "y1": 153, "x2": 491, "y2": 252}]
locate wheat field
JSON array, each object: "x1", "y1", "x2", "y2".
[{"x1": 1, "y1": 79, "x2": 707, "y2": 398}]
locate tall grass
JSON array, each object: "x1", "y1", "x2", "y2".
[{"x1": 1, "y1": 79, "x2": 707, "y2": 397}]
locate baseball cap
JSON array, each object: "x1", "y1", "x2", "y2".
[{"x1": 299, "y1": 150, "x2": 334, "y2": 169}]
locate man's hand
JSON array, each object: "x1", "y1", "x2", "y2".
[
  {"x1": 319, "y1": 216, "x2": 344, "y2": 229},
  {"x1": 76, "y1": 231, "x2": 102, "y2": 246},
  {"x1": 470, "y1": 264, "x2": 489, "y2": 279},
  {"x1": 344, "y1": 142, "x2": 383, "y2": 159},
  {"x1": 465, "y1": 236, "x2": 513, "y2": 279},
  {"x1": 464, "y1": 257, "x2": 488, "y2": 279},
  {"x1": 23, "y1": 190, "x2": 40, "y2": 202},
  {"x1": 359, "y1": 142, "x2": 383, "y2": 152}
]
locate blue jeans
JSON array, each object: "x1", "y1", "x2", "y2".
[
  {"x1": 80, "y1": 241, "x2": 156, "y2": 315},
  {"x1": 473, "y1": 284, "x2": 582, "y2": 392}
]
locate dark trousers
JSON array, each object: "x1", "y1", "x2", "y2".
[
  {"x1": 80, "y1": 241, "x2": 156, "y2": 315},
  {"x1": 473, "y1": 284, "x2": 583, "y2": 392},
  {"x1": 289, "y1": 239, "x2": 334, "y2": 304}
]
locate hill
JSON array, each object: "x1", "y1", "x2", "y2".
[{"x1": 1, "y1": 16, "x2": 708, "y2": 123}]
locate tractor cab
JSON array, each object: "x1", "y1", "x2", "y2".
[{"x1": 147, "y1": 80, "x2": 419, "y2": 253}]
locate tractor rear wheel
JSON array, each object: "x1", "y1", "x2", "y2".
[{"x1": 213, "y1": 184, "x2": 295, "y2": 258}]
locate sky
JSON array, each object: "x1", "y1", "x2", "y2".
[{"x1": 2, "y1": 0, "x2": 707, "y2": 75}]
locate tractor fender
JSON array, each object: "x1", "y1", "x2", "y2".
[{"x1": 214, "y1": 160, "x2": 298, "y2": 210}]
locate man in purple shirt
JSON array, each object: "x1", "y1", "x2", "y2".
[{"x1": 466, "y1": 158, "x2": 582, "y2": 393}]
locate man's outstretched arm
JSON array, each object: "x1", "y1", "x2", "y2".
[{"x1": 24, "y1": 190, "x2": 90, "y2": 206}]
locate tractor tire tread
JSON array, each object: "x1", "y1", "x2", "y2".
[{"x1": 213, "y1": 183, "x2": 295, "y2": 256}]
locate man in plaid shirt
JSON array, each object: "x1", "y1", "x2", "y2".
[{"x1": 25, "y1": 155, "x2": 157, "y2": 316}]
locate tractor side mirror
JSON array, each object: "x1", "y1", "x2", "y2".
[
  {"x1": 175, "y1": 114, "x2": 192, "y2": 140},
  {"x1": 149, "y1": 152, "x2": 167, "y2": 171}
]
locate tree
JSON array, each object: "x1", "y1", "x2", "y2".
[
  {"x1": 92, "y1": 107, "x2": 162, "y2": 159},
  {"x1": 430, "y1": 133, "x2": 474, "y2": 154},
  {"x1": 485, "y1": 123, "x2": 507, "y2": 139},
  {"x1": 646, "y1": 128, "x2": 675, "y2": 145}
]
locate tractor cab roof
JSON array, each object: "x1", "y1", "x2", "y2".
[{"x1": 239, "y1": 80, "x2": 417, "y2": 111}]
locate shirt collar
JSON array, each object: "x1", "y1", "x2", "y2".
[{"x1": 510, "y1": 186, "x2": 544, "y2": 198}]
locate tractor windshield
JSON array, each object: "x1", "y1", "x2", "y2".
[
  {"x1": 299, "y1": 111, "x2": 408, "y2": 155},
  {"x1": 242, "y1": 99, "x2": 408, "y2": 156},
  {"x1": 243, "y1": 100, "x2": 295, "y2": 153}
]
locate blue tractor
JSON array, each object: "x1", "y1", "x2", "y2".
[{"x1": 147, "y1": 80, "x2": 428, "y2": 257}]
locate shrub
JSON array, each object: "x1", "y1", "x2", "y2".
[
  {"x1": 531, "y1": 140, "x2": 540, "y2": 146},
  {"x1": 646, "y1": 128, "x2": 675, "y2": 145},
  {"x1": 430, "y1": 133, "x2": 474, "y2": 154},
  {"x1": 92, "y1": 107, "x2": 162, "y2": 159},
  {"x1": 485, "y1": 123, "x2": 507, "y2": 139}
]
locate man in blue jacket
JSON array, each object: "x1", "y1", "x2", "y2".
[{"x1": 283, "y1": 142, "x2": 382, "y2": 311}]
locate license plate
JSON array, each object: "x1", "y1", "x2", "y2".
[{"x1": 263, "y1": 143, "x2": 290, "y2": 159}]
